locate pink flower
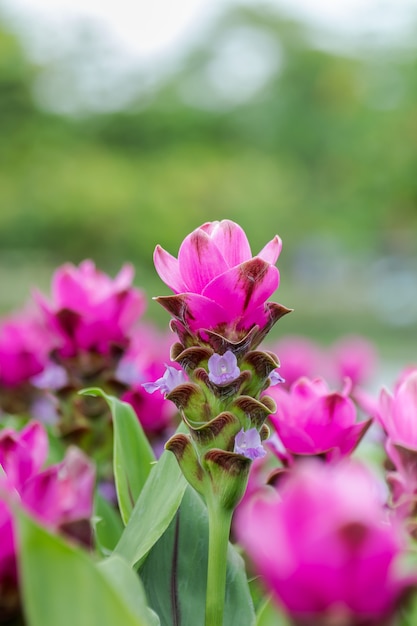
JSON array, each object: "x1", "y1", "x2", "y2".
[
  {"x1": 117, "y1": 324, "x2": 180, "y2": 435},
  {"x1": 236, "y1": 461, "x2": 412, "y2": 625},
  {"x1": 0, "y1": 313, "x2": 52, "y2": 388},
  {"x1": 269, "y1": 335, "x2": 324, "y2": 389},
  {"x1": 154, "y1": 220, "x2": 287, "y2": 339},
  {"x1": 376, "y1": 369, "x2": 417, "y2": 516},
  {"x1": 36, "y1": 260, "x2": 146, "y2": 357},
  {"x1": 378, "y1": 370, "x2": 417, "y2": 453},
  {"x1": 330, "y1": 335, "x2": 378, "y2": 388},
  {"x1": 0, "y1": 422, "x2": 95, "y2": 617},
  {"x1": 268, "y1": 377, "x2": 371, "y2": 462}
]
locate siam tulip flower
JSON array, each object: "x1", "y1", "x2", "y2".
[
  {"x1": 35, "y1": 260, "x2": 146, "y2": 359},
  {"x1": 236, "y1": 460, "x2": 412, "y2": 626},
  {"x1": 330, "y1": 335, "x2": 378, "y2": 388},
  {"x1": 376, "y1": 369, "x2": 417, "y2": 517},
  {"x1": 267, "y1": 377, "x2": 371, "y2": 462},
  {"x1": 0, "y1": 311, "x2": 54, "y2": 415},
  {"x1": 116, "y1": 324, "x2": 181, "y2": 436},
  {"x1": 0, "y1": 422, "x2": 95, "y2": 620},
  {"x1": 268, "y1": 335, "x2": 325, "y2": 389},
  {"x1": 154, "y1": 220, "x2": 290, "y2": 348},
  {"x1": 0, "y1": 313, "x2": 50, "y2": 388}
]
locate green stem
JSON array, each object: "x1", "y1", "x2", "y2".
[{"x1": 205, "y1": 497, "x2": 233, "y2": 626}]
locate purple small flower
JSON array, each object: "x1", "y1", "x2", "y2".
[
  {"x1": 208, "y1": 351, "x2": 240, "y2": 385},
  {"x1": 142, "y1": 365, "x2": 186, "y2": 396},
  {"x1": 234, "y1": 428, "x2": 266, "y2": 460},
  {"x1": 269, "y1": 369, "x2": 285, "y2": 386}
]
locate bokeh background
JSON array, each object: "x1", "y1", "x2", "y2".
[{"x1": 0, "y1": 0, "x2": 416, "y2": 370}]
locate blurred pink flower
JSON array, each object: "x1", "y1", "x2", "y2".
[
  {"x1": 236, "y1": 460, "x2": 412, "y2": 626},
  {"x1": 378, "y1": 369, "x2": 417, "y2": 453},
  {"x1": 117, "y1": 324, "x2": 180, "y2": 435},
  {"x1": 154, "y1": 220, "x2": 285, "y2": 339},
  {"x1": 376, "y1": 369, "x2": 417, "y2": 517},
  {"x1": 330, "y1": 335, "x2": 378, "y2": 388},
  {"x1": 0, "y1": 422, "x2": 95, "y2": 616},
  {"x1": 268, "y1": 335, "x2": 324, "y2": 389},
  {"x1": 0, "y1": 313, "x2": 52, "y2": 388},
  {"x1": 36, "y1": 260, "x2": 146, "y2": 357},
  {"x1": 268, "y1": 377, "x2": 371, "y2": 462}
]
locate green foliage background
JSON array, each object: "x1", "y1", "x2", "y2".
[{"x1": 0, "y1": 5, "x2": 416, "y2": 360}]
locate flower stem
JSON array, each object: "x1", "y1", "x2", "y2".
[{"x1": 205, "y1": 497, "x2": 233, "y2": 626}]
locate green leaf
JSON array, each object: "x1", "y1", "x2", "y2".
[
  {"x1": 16, "y1": 511, "x2": 155, "y2": 626},
  {"x1": 114, "y1": 429, "x2": 188, "y2": 567},
  {"x1": 140, "y1": 486, "x2": 256, "y2": 626},
  {"x1": 81, "y1": 388, "x2": 155, "y2": 524},
  {"x1": 98, "y1": 556, "x2": 161, "y2": 626},
  {"x1": 94, "y1": 492, "x2": 124, "y2": 555}
]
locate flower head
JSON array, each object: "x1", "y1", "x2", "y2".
[
  {"x1": 36, "y1": 260, "x2": 146, "y2": 357},
  {"x1": 236, "y1": 460, "x2": 412, "y2": 625},
  {"x1": 154, "y1": 220, "x2": 288, "y2": 342},
  {"x1": 267, "y1": 377, "x2": 371, "y2": 462},
  {"x1": 0, "y1": 422, "x2": 95, "y2": 618},
  {"x1": 208, "y1": 351, "x2": 240, "y2": 385}
]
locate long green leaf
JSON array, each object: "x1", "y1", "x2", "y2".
[
  {"x1": 114, "y1": 431, "x2": 188, "y2": 567},
  {"x1": 16, "y1": 511, "x2": 154, "y2": 626},
  {"x1": 98, "y1": 556, "x2": 161, "y2": 626},
  {"x1": 94, "y1": 492, "x2": 124, "y2": 555},
  {"x1": 81, "y1": 388, "x2": 155, "y2": 524},
  {"x1": 140, "y1": 486, "x2": 256, "y2": 626}
]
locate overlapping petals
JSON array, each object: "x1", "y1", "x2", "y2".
[
  {"x1": 154, "y1": 220, "x2": 285, "y2": 339},
  {"x1": 0, "y1": 422, "x2": 95, "y2": 616},
  {"x1": 236, "y1": 461, "x2": 412, "y2": 626},
  {"x1": 268, "y1": 377, "x2": 371, "y2": 461},
  {"x1": 36, "y1": 260, "x2": 146, "y2": 357}
]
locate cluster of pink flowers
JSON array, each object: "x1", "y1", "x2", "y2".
[
  {"x1": 0, "y1": 260, "x2": 178, "y2": 438},
  {"x1": 0, "y1": 219, "x2": 416, "y2": 626},
  {"x1": 0, "y1": 422, "x2": 94, "y2": 620}
]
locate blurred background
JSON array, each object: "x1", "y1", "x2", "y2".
[{"x1": 0, "y1": 0, "x2": 416, "y2": 366}]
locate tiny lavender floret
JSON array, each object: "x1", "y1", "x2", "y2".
[
  {"x1": 142, "y1": 364, "x2": 187, "y2": 396},
  {"x1": 208, "y1": 351, "x2": 240, "y2": 385},
  {"x1": 234, "y1": 428, "x2": 266, "y2": 460},
  {"x1": 269, "y1": 369, "x2": 285, "y2": 386}
]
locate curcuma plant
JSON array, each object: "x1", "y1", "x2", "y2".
[
  {"x1": 150, "y1": 220, "x2": 291, "y2": 625},
  {"x1": 3, "y1": 219, "x2": 417, "y2": 626}
]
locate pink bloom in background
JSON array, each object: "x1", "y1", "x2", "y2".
[
  {"x1": 378, "y1": 369, "x2": 417, "y2": 453},
  {"x1": 117, "y1": 324, "x2": 180, "y2": 435},
  {"x1": 0, "y1": 313, "x2": 52, "y2": 388},
  {"x1": 376, "y1": 369, "x2": 417, "y2": 515},
  {"x1": 0, "y1": 422, "x2": 95, "y2": 615},
  {"x1": 154, "y1": 220, "x2": 286, "y2": 338},
  {"x1": 236, "y1": 461, "x2": 411, "y2": 626},
  {"x1": 330, "y1": 335, "x2": 378, "y2": 388},
  {"x1": 36, "y1": 260, "x2": 146, "y2": 357},
  {"x1": 268, "y1": 377, "x2": 371, "y2": 462},
  {"x1": 268, "y1": 335, "x2": 324, "y2": 389}
]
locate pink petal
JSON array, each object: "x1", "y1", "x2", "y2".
[
  {"x1": 178, "y1": 229, "x2": 229, "y2": 294},
  {"x1": 205, "y1": 220, "x2": 252, "y2": 266},
  {"x1": 155, "y1": 293, "x2": 227, "y2": 332},
  {"x1": 257, "y1": 235, "x2": 282, "y2": 265},
  {"x1": 202, "y1": 259, "x2": 279, "y2": 319},
  {"x1": 153, "y1": 245, "x2": 187, "y2": 293},
  {"x1": 51, "y1": 264, "x2": 89, "y2": 311},
  {"x1": 113, "y1": 263, "x2": 135, "y2": 291}
]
